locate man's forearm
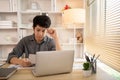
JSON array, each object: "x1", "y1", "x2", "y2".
[
  {"x1": 10, "y1": 57, "x2": 32, "y2": 67},
  {"x1": 54, "y1": 37, "x2": 61, "y2": 50},
  {"x1": 10, "y1": 57, "x2": 21, "y2": 65}
]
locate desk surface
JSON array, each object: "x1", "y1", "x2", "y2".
[{"x1": 2, "y1": 63, "x2": 116, "y2": 80}]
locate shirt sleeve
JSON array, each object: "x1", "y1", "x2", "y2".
[
  {"x1": 7, "y1": 39, "x2": 25, "y2": 63},
  {"x1": 49, "y1": 39, "x2": 56, "y2": 51}
]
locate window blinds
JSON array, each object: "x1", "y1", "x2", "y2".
[{"x1": 85, "y1": 0, "x2": 120, "y2": 72}]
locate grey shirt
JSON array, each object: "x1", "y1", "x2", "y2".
[{"x1": 7, "y1": 34, "x2": 56, "y2": 63}]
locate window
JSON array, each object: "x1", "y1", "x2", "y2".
[{"x1": 85, "y1": 0, "x2": 120, "y2": 72}]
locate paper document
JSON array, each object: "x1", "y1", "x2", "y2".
[
  {"x1": 0, "y1": 62, "x2": 6, "y2": 67},
  {"x1": 8, "y1": 64, "x2": 35, "y2": 69},
  {"x1": 29, "y1": 54, "x2": 36, "y2": 64}
]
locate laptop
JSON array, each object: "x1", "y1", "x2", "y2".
[
  {"x1": 32, "y1": 50, "x2": 74, "y2": 76},
  {"x1": 0, "y1": 67, "x2": 17, "y2": 79}
]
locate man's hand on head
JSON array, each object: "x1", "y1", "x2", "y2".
[
  {"x1": 47, "y1": 28, "x2": 61, "y2": 50},
  {"x1": 47, "y1": 28, "x2": 57, "y2": 39}
]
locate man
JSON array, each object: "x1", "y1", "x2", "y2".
[{"x1": 7, "y1": 15, "x2": 61, "y2": 67}]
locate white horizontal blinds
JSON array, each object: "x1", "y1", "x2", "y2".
[
  {"x1": 85, "y1": 0, "x2": 105, "y2": 56},
  {"x1": 105, "y1": 0, "x2": 120, "y2": 71},
  {"x1": 85, "y1": 0, "x2": 120, "y2": 72}
]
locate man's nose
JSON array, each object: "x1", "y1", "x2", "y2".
[{"x1": 38, "y1": 31, "x2": 43, "y2": 36}]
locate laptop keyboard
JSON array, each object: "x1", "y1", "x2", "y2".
[{"x1": 0, "y1": 68, "x2": 17, "y2": 77}]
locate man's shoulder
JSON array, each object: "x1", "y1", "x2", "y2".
[{"x1": 21, "y1": 35, "x2": 34, "y2": 41}]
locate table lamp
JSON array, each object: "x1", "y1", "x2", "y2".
[{"x1": 62, "y1": 8, "x2": 85, "y2": 26}]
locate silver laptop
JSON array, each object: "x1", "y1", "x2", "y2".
[{"x1": 32, "y1": 50, "x2": 74, "y2": 76}]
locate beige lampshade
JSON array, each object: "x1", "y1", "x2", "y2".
[{"x1": 62, "y1": 8, "x2": 85, "y2": 24}]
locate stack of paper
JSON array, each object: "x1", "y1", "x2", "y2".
[{"x1": 0, "y1": 21, "x2": 15, "y2": 28}]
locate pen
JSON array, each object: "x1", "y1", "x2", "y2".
[
  {"x1": 85, "y1": 54, "x2": 90, "y2": 62},
  {"x1": 93, "y1": 54, "x2": 95, "y2": 60},
  {"x1": 94, "y1": 54, "x2": 100, "y2": 62},
  {"x1": 91, "y1": 54, "x2": 95, "y2": 62}
]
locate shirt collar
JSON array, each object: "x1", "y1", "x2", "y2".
[{"x1": 29, "y1": 34, "x2": 47, "y2": 42}]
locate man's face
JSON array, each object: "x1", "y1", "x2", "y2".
[{"x1": 33, "y1": 25, "x2": 46, "y2": 42}]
